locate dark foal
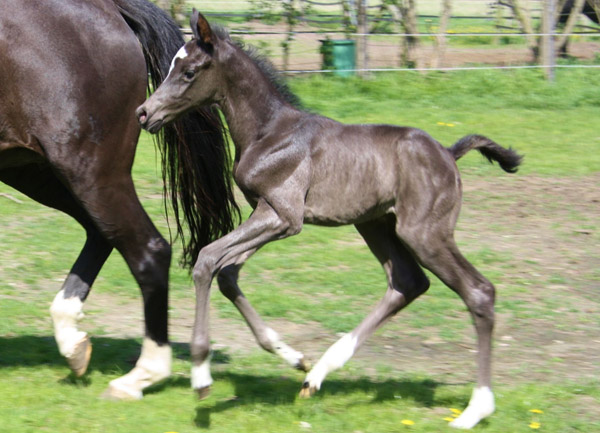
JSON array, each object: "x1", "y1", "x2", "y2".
[
  {"x1": 138, "y1": 11, "x2": 522, "y2": 428},
  {"x1": 0, "y1": 1, "x2": 237, "y2": 399}
]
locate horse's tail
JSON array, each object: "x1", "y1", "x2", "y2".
[
  {"x1": 115, "y1": 0, "x2": 240, "y2": 269},
  {"x1": 448, "y1": 134, "x2": 523, "y2": 173}
]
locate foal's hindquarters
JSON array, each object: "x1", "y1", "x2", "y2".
[{"x1": 299, "y1": 125, "x2": 496, "y2": 428}]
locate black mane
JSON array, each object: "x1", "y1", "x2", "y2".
[{"x1": 211, "y1": 24, "x2": 303, "y2": 109}]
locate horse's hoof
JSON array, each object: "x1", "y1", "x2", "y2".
[
  {"x1": 299, "y1": 382, "x2": 317, "y2": 399},
  {"x1": 196, "y1": 386, "x2": 212, "y2": 400},
  {"x1": 67, "y1": 335, "x2": 92, "y2": 377},
  {"x1": 101, "y1": 383, "x2": 142, "y2": 401},
  {"x1": 296, "y1": 357, "x2": 311, "y2": 373}
]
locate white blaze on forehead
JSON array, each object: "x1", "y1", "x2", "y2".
[{"x1": 167, "y1": 45, "x2": 189, "y2": 77}]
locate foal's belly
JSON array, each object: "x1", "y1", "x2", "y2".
[{"x1": 303, "y1": 161, "x2": 396, "y2": 226}]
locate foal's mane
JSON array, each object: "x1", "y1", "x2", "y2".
[{"x1": 212, "y1": 24, "x2": 303, "y2": 109}]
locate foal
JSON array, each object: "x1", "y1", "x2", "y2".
[{"x1": 137, "y1": 11, "x2": 522, "y2": 429}]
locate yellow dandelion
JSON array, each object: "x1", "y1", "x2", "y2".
[
  {"x1": 446, "y1": 123, "x2": 455, "y2": 127},
  {"x1": 529, "y1": 409, "x2": 544, "y2": 414},
  {"x1": 529, "y1": 421, "x2": 541, "y2": 429},
  {"x1": 450, "y1": 408, "x2": 462, "y2": 415},
  {"x1": 401, "y1": 419, "x2": 415, "y2": 426},
  {"x1": 437, "y1": 122, "x2": 446, "y2": 126},
  {"x1": 443, "y1": 417, "x2": 455, "y2": 422}
]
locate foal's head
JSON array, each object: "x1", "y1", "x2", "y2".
[{"x1": 137, "y1": 10, "x2": 225, "y2": 133}]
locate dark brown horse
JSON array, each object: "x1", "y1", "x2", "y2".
[
  {"x1": 138, "y1": 11, "x2": 522, "y2": 429},
  {"x1": 0, "y1": 0, "x2": 238, "y2": 399}
]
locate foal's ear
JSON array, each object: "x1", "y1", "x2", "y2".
[{"x1": 190, "y1": 9, "x2": 214, "y2": 49}]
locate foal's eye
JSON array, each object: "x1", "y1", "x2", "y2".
[{"x1": 184, "y1": 70, "x2": 195, "y2": 80}]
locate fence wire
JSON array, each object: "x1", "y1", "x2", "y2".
[{"x1": 187, "y1": 1, "x2": 600, "y2": 76}]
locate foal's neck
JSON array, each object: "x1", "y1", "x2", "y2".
[{"x1": 217, "y1": 44, "x2": 297, "y2": 153}]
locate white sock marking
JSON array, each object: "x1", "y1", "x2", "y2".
[
  {"x1": 266, "y1": 328, "x2": 304, "y2": 368},
  {"x1": 191, "y1": 356, "x2": 213, "y2": 390},
  {"x1": 108, "y1": 338, "x2": 172, "y2": 399},
  {"x1": 305, "y1": 333, "x2": 357, "y2": 390},
  {"x1": 167, "y1": 45, "x2": 188, "y2": 77},
  {"x1": 50, "y1": 290, "x2": 86, "y2": 358},
  {"x1": 450, "y1": 386, "x2": 495, "y2": 429}
]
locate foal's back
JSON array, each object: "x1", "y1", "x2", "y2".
[{"x1": 302, "y1": 114, "x2": 460, "y2": 227}]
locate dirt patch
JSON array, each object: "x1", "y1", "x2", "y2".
[{"x1": 76, "y1": 173, "x2": 599, "y2": 389}]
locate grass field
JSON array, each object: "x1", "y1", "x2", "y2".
[{"x1": 1, "y1": 68, "x2": 598, "y2": 432}]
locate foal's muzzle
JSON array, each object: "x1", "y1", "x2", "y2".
[{"x1": 136, "y1": 106, "x2": 164, "y2": 134}]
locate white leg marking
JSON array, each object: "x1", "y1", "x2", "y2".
[
  {"x1": 50, "y1": 290, "x2": 86, "y2": 358},
  {"x1": 167, "y1": 45, "x2": 188, "y2": 77},
  {"x1": 304, "y1": 333, "x2": 358, "y2": 391},
  {"x1": 191, "y1": 356, "x2": 213, "y2": 390},
  {"x1": 107, "y1": 338, "x2": 172, "y2": 400},
  {"x1": 266, "y1": 328, "x2": 305, "y2": 368},
  {"x1": 450, "y1": 386, "x2": 495, "y2": 429}
]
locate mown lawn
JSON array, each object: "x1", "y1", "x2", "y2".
[{"x1": 1, "y1": 68, "x2": 598, "y2": 432}]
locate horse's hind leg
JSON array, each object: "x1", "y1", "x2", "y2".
[
  {"x1": 217, "y1": 265, "x2": 308, "y2": 371},
  {"x1": 50, "y1": 227, "x2": 112, "y2": 376},
  {"x1": 0, "y1": 164, "x2": 112, "y2": 376},
  {"x1": 403, "y1": 232, "x2": 495, "y2": 429},
  {"x1": 301, "y1": 215, "x2": 430, "y2": 397},
  {"x1": 45, "y1": 145, "x2": 172, "y2": 399}
]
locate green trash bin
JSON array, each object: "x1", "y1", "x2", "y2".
[{"x1": 320, "y1": 39, "x2": 356, "y2": 77}]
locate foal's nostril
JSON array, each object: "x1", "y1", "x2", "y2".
[{"x1": 136, "y1": 106, "x2": 148, "y2": 125}]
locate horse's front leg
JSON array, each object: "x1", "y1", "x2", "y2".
[
  {"x1": 217, "y1": 265, "x2": 308, "y2": 371},
  {"x1": 190, "y1": 199, "x2": 302, "y2": 398}
]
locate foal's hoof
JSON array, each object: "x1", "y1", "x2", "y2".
[
  {"x1": 296, "y1": 357, "x2": 311, "y2": 373},
  {"x1": 196, "y1": 386, "x2": 212, "y2": 400},
  {"x1": 67, "y1": 335, "x2": 92, "y2": 377},
  {"x1": 299, "y1": 382, "x2": 317, "y2": 399}
]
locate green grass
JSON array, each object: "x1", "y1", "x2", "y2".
[
  {"x1": 290, "y1": 68, "x2": 600, "y2": 176},
  {"x1": 1, "y1": 68, "x2": 599, "y2": 432}
]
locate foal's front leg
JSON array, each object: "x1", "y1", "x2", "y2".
[
  {"x1": 217, "y1": 265, "x2": 309, "y2": 371},
  {"x1": 190, "y1": 199, "x2": 303, "y2": 397}
]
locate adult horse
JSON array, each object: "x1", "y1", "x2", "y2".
[
  {"x1": 0, "y1": 0, "x2": 238, "y2": 399},
  {"x1": 138, "y1": 11, "x2": 523, "y2": 429}
]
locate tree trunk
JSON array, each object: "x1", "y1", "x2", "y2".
[
  {"x1": 402, "y1": 0, "x2": 420, "y2": 68},
  {"x1": 557, "y1": 0, "x2": 587, "y2": 55},
  {"x1": 591, "y1": 0, "x2": 600, "y2": 23},
  {"x1": 432, "y1": 0, "x2": 453, "y2": 68},
  {"x1": 506, "y1": 0, "x2": 539, "y2": 60}
]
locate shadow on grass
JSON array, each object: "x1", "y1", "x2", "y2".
[
  {"x1": 192, "y1": 372, "x2": 467, "y2": 429},
  {"x1": 0, "y1": 335, "x2": 180, "y2": 376},
  {"x1": 0, "y1": 335, "x2": 469, "y2": 427}
]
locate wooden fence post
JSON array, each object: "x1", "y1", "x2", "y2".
[{"x1": 541, "y1": 0, "x2": 556, "y2": 81}]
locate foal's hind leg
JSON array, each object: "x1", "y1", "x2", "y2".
[
  {"x1": 301, "y1": 216, "x2": 430, "y2": 397},
  {"x1": 402, "y1": 232, "x2": 495, "y2": 429},
  {"x1": 217, "y1": 265, "x2": 308, "y2": 371}
]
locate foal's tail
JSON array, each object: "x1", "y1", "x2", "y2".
[
  {"x1": 115, "y1": 0, "x2": 240, "y2": 269},
  {"x1": 449, "y1": 134, "x2": 523, "y2": 173}
]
